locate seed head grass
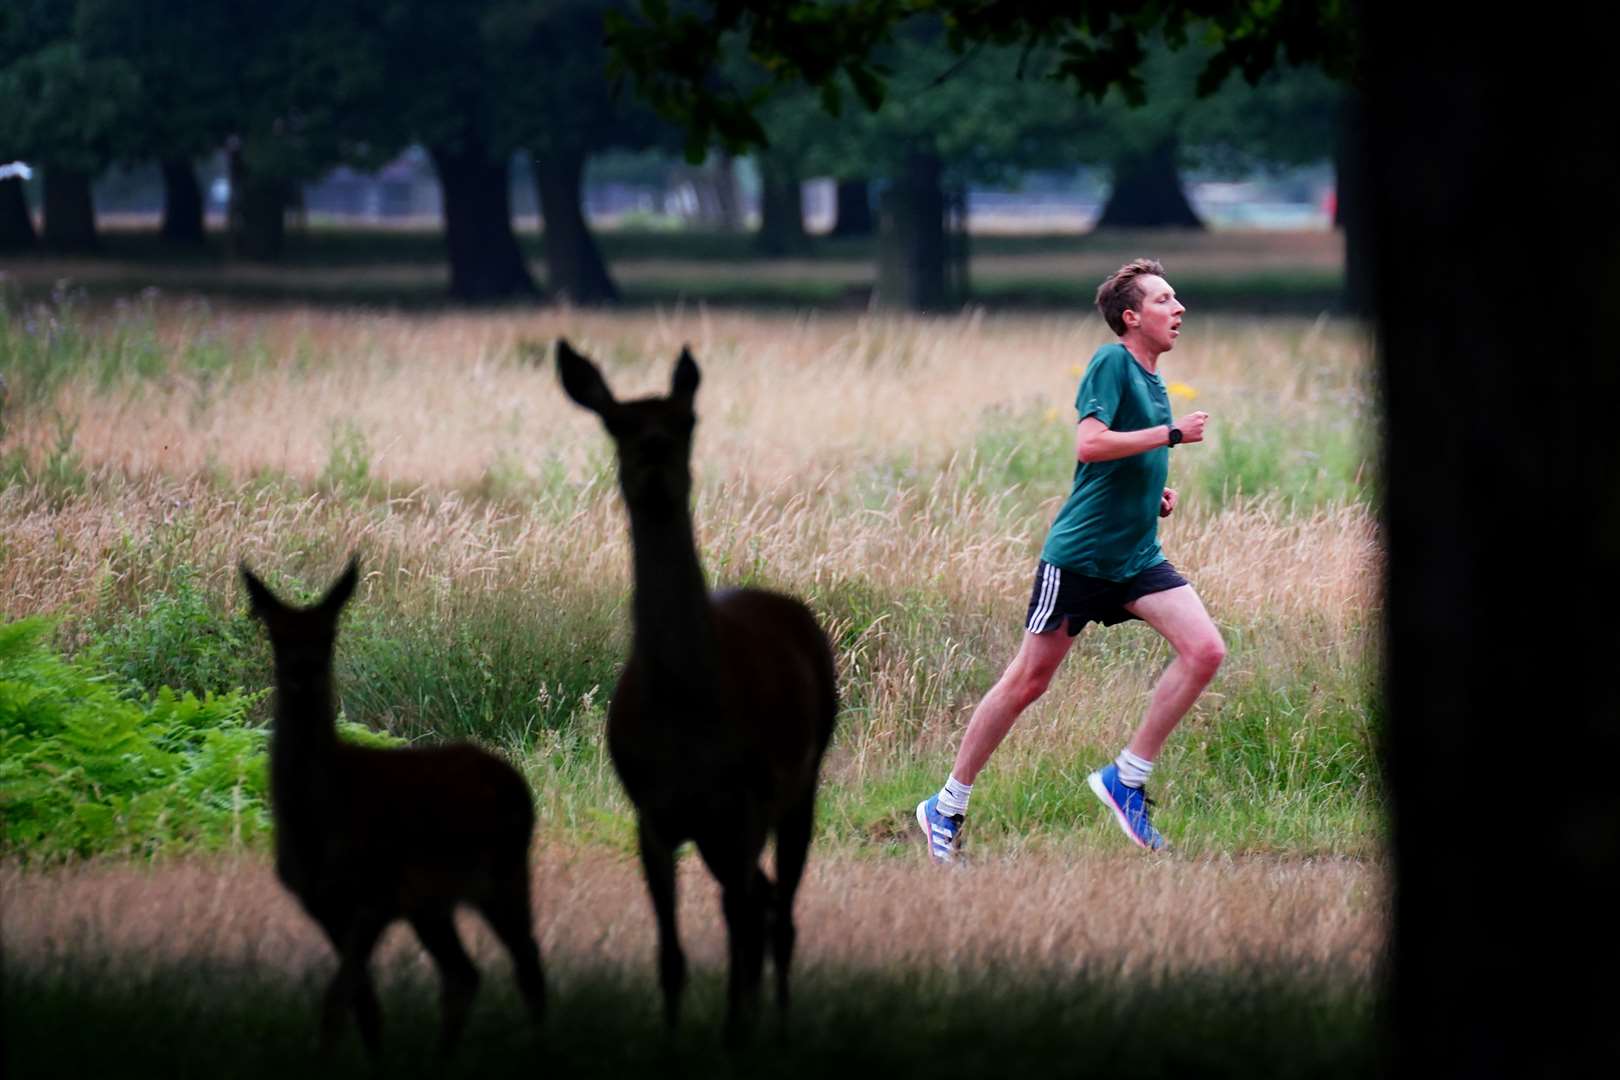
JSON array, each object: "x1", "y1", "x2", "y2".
[{"x1": 3, "y1": 298, "x2": 1380, "y2": 859}]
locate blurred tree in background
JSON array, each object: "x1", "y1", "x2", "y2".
[
  {"x1": 0, "y1": 1, "x2": 140, "y2": 252},
  {"x1": 2, "y1": 0, "x2": 1350, "y2": 307}
]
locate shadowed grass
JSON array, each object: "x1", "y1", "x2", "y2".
[
  {"x1": 4, "y1": 950, "x2": 1377, "y2": 1080},
  {"x1": 0, "y1": 225, "x2": 1347, "y2": 312}
]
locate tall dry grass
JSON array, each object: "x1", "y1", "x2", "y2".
[{"x1": 1, "y1": 299, "x2": 1381, "y2": 855}]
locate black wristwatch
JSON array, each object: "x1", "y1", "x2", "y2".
[{"x1": 1167, "y1": 425, "x2": 1184, "y2": 447}]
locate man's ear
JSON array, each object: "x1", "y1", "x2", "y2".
[{"x1": 557, "y1": 338, "x2": 617, "y2": 416}]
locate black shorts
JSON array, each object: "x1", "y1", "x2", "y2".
[{"x1": 1024, "y1": 559, "x2": 1190, "y2": 636}]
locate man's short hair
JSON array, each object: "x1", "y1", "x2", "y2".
[{"x1": 1095, "y1": 258, "x2": 1167, "y2": 336}]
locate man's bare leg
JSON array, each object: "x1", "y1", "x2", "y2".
[
  {"x1": 1120, "y1": 584, "x2": 1225, "y2": 759},
  {"x1": 919, "y1": 625, "x2": 1078, "y2": 863},
  {"x1": 1088, "y1": 585, "x2": 1224, "y2": 851},
  {"x1": 950, "y1": 624, "x2": 1079, "y2": 784}
]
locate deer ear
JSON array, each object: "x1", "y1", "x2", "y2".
[
  {"x1": 557, "y1": 338, "x2": 616, "y2": 415},
  {"x1": 319, "y1": 555, "x2": 360, "y2": 617},
  {"x1": 240, "y1": 562, "x2": 281, "y2": 621},
  {"x1": 672, "y1": 347, "x2": 701, "y2": 401}
]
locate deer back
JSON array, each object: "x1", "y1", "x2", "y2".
[{"x1": 606, "y1": 587, "x2": 836, "y2": 827}]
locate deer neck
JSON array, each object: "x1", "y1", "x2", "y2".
[
  {"x1": 626, "y1": 499, "x2": 720, "y2": 697},
  {"x1": 268, "y1": 665, "x2": 339, "y2": 799}
]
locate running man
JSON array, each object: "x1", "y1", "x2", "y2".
[{"x1": 916, "y1": 258, "x2": 1224, "y2": 861}]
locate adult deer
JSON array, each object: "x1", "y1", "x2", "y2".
[
  {"x1": 556, "y1": 338, "x2": 838, "y2": 1039},
  {"x1": 240, "y1": 557, "x2": 545, "y2": 1056}
]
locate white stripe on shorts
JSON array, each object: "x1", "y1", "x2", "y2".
[{"x1": 1027, "y1": 562, "x2": 1059, "y2": 633}]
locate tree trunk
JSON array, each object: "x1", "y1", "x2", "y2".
[
  {"x1": 1365, "y1": 4, "x2": 1620, "y2": 1076},
  {"x1": 712, "y1": 152, "x2": 743, "y2": 232},
  {"x1": 754, "y1": 152, "x2": 809, "y2": 255},
  {"x1": 535, "y1": 146, "x2": 618, "y2": 305},
  {"x1": 1335, "y1": 93, "x2": 1370, "y2": 315},
  {"x1": 945, "y1": 183, "x2": 970, "y2": 303},
  {"x1": 0, "y1": 176, "x2": 34, "y2": 252},
  {"x1": 234, "y1": 174, "x2": 288, "y2": 261},
  {"x1": 1095, "y1": 137, "x2": 1203, "y2": 230},
  {"x1": 875, "y1": 150, "x2": 949, "y2": 312},
  {"x1": 430, "y1": 143, "x2": 538, "y2": 303},
  {"x1": 227, "y1": 147, "x2": 289, "y2": 261},
  {"x1": 831, "y1": 177, "x2": 874, "y2": 238},
  {"x1": 160, "y1": 157, "x2": 206, "y2": 246},
  {"x1": 42, "y1": 167, "x2": 98, "y2": 253}
]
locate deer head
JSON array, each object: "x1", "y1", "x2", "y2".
[
  {"x1": 240, "y1": 556, "x2": 359, "y2": 693},
  {"x1": 557, "y1": 338, "x2": 700, "y2": 515}
]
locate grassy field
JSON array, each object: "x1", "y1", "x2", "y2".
[
  {"x1": 1, "y1": 230, "x2": 1382, "y2": 1072},
  {"x1": 0, "y1": 223, "x2": 1346, "y2": 311},
  {"x1": 4, "y1": 850, "x2": 1384, "y2": 1078}
]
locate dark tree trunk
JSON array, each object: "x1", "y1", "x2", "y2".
[
  {"x1": 0, "y1": 177, "x2": 34, "y2": 252},
  {"x1": 1095, "y1": 137, "x2": 1203, "y2": 230},
  {"x1": 227, "y1": 147, "x2": 289, "y2": 261},
  {"x1": 1335, "y1": 93, "x2": 1370, "y2": 315},
  {"x1": 160, "y1": 157, "x2": 206, "y2": 246},
  {"x1": 535, "y1": 146, "x2": 618, "y2": 305},
  {"x1": 1365, "y1": 4, "x2": 1620, "y2": 1076},
  {"x1": 429, "y1": 143, "x2": 538, "y2": 303},
  {"x1": 42, "y1": 167, "x2": 98, "y2": 252},
  {"x1": 234, "y1": 174, "x2": 288, "y2": 261},
  {"x1": 831, "y1": 177, "x2": 874, "y2": 238},
  {"x1": 875, "y1": 150, "x2": 949, "y2": 312},
  {"x1": 754, "y1": 152, "x2": 809, "y2": 255}
]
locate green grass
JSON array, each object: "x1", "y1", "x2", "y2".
[
  {"x1": 1199, "y1": 412, "x2": 1376, "y2": 511},
  {"x1": 2, "y1": 548, "x2": 1381, "y2": 863},
  {"x1": 3, "y1": 951, "x2": 1378, "y2": 1079}
]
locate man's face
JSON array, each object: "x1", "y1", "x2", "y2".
[{"x1": 1124, "y1": 275, "x2": 1185, "y2": 352}]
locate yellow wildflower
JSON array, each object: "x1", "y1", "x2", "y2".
[{"x1": 1168, "y1": 382, "x2": 1198, "y2": 401}]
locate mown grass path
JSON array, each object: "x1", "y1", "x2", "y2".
[{"x1": 4, "y1": 848, "x2": 1385, "y2": 1077}]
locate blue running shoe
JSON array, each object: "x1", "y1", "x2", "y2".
[
  {"x1": 916, "y1": 795, "x2": 964, "y2": 864},
  {"x1": 1087, "y1": 764, "x2": 1165, "y2": 851}
]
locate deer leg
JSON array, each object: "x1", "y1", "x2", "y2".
[
  {"x1": 700, "y1": 834, "x2": 767, "y2": 1046},
  {"x1": 477, "y1": 869, "x2": 547, "y2": 1030},
  {"x1": 638, "y1": 820, "x2": 686, "y2": 1029},
  {"x1": 320, "y1": 909, "x2": 389, "y2": 1057},
  {"x1": 409, "y1": 908, "x2": 481, "y2": 1056},
  {"x1": 770, "y1": 790, "x2": 816, "y2": 1022},
  {"x1": 753, "y1": 865, "x2": 779, "y2": 975}
]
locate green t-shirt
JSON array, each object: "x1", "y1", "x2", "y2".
[{"x1": 1039, "y1": 342, "x2": 1172, "y2": 581}]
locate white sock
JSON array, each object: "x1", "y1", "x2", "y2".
[
  {"x1": 1114, "y1": 748, "x2": 1154, "y2": 789},
  {"x1": 935, "y1": 775, "x2": 972, "y2": 817}
]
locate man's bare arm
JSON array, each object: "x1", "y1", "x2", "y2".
[{"x1": 1075, "y1": 412, "x2": 1208, "y2": 463}]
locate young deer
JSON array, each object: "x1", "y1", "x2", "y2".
[
  {"x1": 240, "y1": 557, "x2": 545, "y2": 1056},
  {"x1": 557, "y1": 338, "x2": 838, "y2": 1039}
]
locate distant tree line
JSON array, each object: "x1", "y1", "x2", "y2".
[{"x1": 1, "y1": 0, "x2": 1344, "y2": 309}]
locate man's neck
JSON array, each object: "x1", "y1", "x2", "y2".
[{"x1": 1119, "y1": 335, "x2": 1162, "y2": 373}]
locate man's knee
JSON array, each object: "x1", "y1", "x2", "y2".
[
  {"x1": 1008, "y1": 658, "x2": 1061, "y2": 705},
  {"x1": 1185, "y1": 633, "x2": 1226, "y2": 679}
]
